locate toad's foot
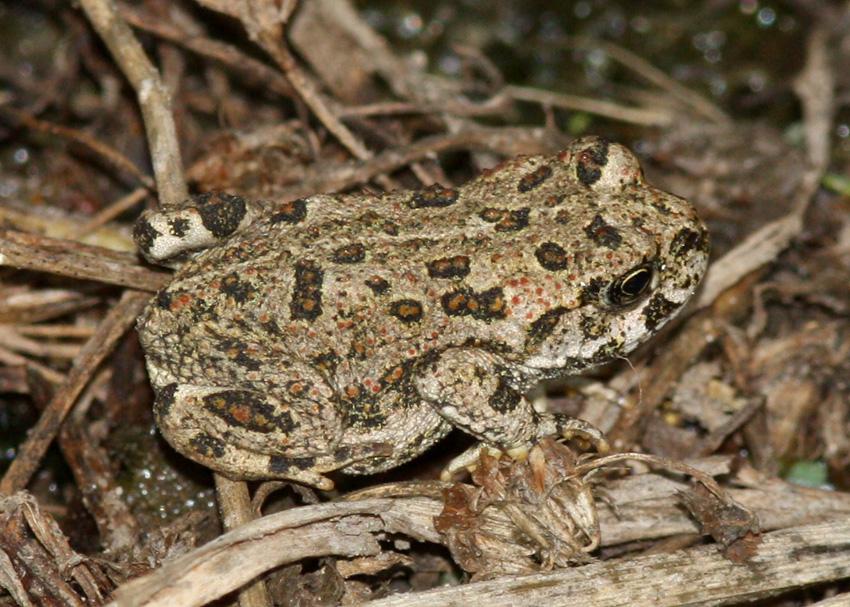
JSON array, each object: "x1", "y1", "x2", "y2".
[{"x1": 440, "y1": 413, "x2": 609, "y2": 482}]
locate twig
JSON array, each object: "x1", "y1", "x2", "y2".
[
  {"x1": 506, "y1": 85, "x2": 675, "y2": 126},
  {"x1": 77, "y1": 0, "x2": 188, "y2": 207},
  {"x1": 259, "y1": 34, "x2": 372, "y2": 160},
  {"x1": 569, "y1": 37, "x2": 730, "y2": 125},
  {"x1": 121, "y1": 6, "x2": 296, "y2": 99},
  {"x1": 71, "y1": 188, "x2": 149, "y2": 239},
  {"x1": 0, "y1": 228, "x2": 168, "y2": 292},
  {"x1": 215, "y1": 475, "x2": 272, "y2": 607},
  {"x1": 269, "y1": 126, "x2": 568, "y2": 200},
  {"x1": 348, "y1": 521, "x2": 850, "y2": 607}
]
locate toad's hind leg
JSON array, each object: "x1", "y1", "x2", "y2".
[{"x1": 153, "y1": 384, "x2": 392, "y2": 490}]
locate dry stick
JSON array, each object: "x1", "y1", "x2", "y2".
[
  {"x1": 261, "y1": 36, "x2": 372, "y2": 161},
  {"x1": 348, "y1": 521, "x2": 850, "y2": 607},
  {"x1": 271, "y1": 127, "x2": 566, "y2": 201},
  {"x1": 215, "y1": 477, "x2": 272, "y2": 607},
  {"x1": 105, "y1": 502, "x2": 398, "y2": 607},
  {"x1": 77, "y1": 0, "x2": 187, "y2": 207},
  {"x1": 121, "y1": 7, "x2": 296, "y2": 99},
  {"x1": 0, "y1": 549, "x2": 33, "y2": 607},
  {"x1": 71, "y1": 188, "x2": 149, "y2": 239},
  {"x1": 793, "y1": 27, "x2": 833, "y2": 172},
  {"x1": 570, "y1": 37, "x2": 730, "y2": 125},
  {"x1": 0, "y1": 228, "x2": 168, "y2": 292},
  {"x1": 0, "y1": 290, "x2": 149, "y2": 494},
  {"x1": 505, "y1": 85, "x2": 674, "y2": 127},
  {"x1": 0, "y1": 344, "x2": 66, "y2": 385}
]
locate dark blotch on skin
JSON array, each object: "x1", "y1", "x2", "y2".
[
  {"x1": 269, "y1": 455, "x2": 317, "y2": 474},
  {"x1": 270, "y1": 198, "x2": 308, "y2": 224},
  {"x1": 642, "y1": 293, "x2": 680, "y2": 332},
  {"x1": 651, "y1": 202, "x2": 672, "y2": 215},
  {"x1": 290, "y1": 260, "x2": 324, "y2": 321},
  {"x1": 670, "y1": 227, "x2": 709, "y2": 259},
  {"x1": 219, "y1": 272, "x2": 256, "y2": 303},
  {"x1": 440, "y1": 287, "x2": 507, "y2": 322},
  {"x1": 132, "y1": 218, "x2": 159, "y2": 255},
  {"x1": 219, "y1": 339, "x2": 262, "y2": 371},
  {"x1": 535, "y1": 242, "x2": 569, "y2": 271},
  {"x1": 584, "y1": 214, "x2": 623, "y2": 250},
  {"x1": 196, "y1": 192, "x2": 249, "y2": 239},
  {"x1": 261, "y1": 318, "x2": 283, "y2": 336},
  {"x1": 312, "y1": 350, "x2": 341, "y2": 375},
  {"x1": 517, "y1": 165, "x2": 553, "y2": 193},
  {"x1": 489, "y1": 376, "x2": 522, "y2": 413},
  {"x1": 153, "y1": 383, "x2": 179, "y2": 418},
  {"x1": 169, "y1": 217, "x2": 190, "y2": 238},
  {"x1": 188, "y1": 433, "x2": 227, "y2": 458},
  {"x1": 579, "y1": 277, "x2": 606, "y2": 306},
  {"x1": 525, "y1": 307, "x2": 568, "y2": 349},
  {"x1": 390, "y1": 299, "x2": 424, "y2": 324},
  {"x1": 476, "y1": 287, "x2": 507, "y2": 321},
  {"x1": 332, "y1": 243, "x2": 367, "y2": 264},
  {"x1": 554, "y1": 209, "x2": 570, "y2": 224},
  {"x1": 479, "y1": 207, "x2": 530, "y2": 232},
  {"x1": 203, "y1": 390, "x2": 296, "y2": 434},
  {"x1": 155, "y1": 288, "x2": 173, "y2": 310},
  {"x1": 407, "y1": 185, "x2": 458, "y2": 209},
  {"x1": 379, "y1": 360, "x2": 413, "y2": 389},
  {"x1": 426, "y1": 255, "x2": 471, "y2": 279},
  {"x1": 576, "y1": 139, "x2": 610, "y2": 187},
  {"x1": 345, "y1": 397, "x2": 389, "y2": 429},
  {"x1": 441, "y1": 289, "x2": 474, "y2": 317},
  {"x1": 190, "y1": 299, "x2": 217, "y2": 323},
  {"x1": 364, "y1": 276, "x2": 390, "y2": 294}
]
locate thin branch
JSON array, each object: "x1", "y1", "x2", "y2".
[{"x1": 77, "y1": 0, "x2": 188, "y2": 207}]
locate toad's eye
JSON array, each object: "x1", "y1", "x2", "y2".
[{"x1": 605, "y1": 263, "x2": 654, "y2": 307}]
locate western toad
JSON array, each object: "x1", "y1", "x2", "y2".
[{"x1": 135, "y1": 136, "x2": 709, "y2": 489}]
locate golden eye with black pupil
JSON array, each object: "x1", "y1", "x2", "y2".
[{"x1": 605, "y1": 262, "x2": 654, "y2": 307}]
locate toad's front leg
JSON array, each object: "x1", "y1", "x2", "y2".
[{"x1": 412, "y1": 348, "x2": 608, "y2": 479}]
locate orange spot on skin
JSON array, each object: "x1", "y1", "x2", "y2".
[{"x1": 230, "y1": 405, "x2": 252, "y2": 423}]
